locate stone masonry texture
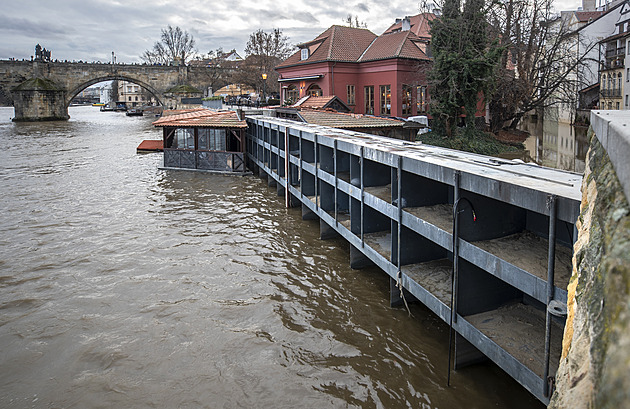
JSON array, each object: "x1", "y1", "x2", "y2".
[{"x1": 549, "y1": 129, "x2": 630, "y2": 409}]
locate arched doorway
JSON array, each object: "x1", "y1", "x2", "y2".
[
  {"x1": 306, "y1": 84, "x2": 322, "y2": 97},
  {"x1": 284, "y1": 85, "x2": 298, "y2": 105}
]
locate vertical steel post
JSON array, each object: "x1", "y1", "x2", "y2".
[
  {"x1": 543, "y1": 194, "x2": 557, "y2": 397},
  {"x1": 334, "y1": 139, "x2": 338, "y2": 225},
  {"x1": 448, "y1": 170, "x2": 461, "y2": 386},
  {"x1": 360, "y1": 146, "x2": 365, "y2": 247},
  {"x1": 284, "y1": 127, "x2": 290, "y2": 208},
  {"x1": 299, "y1": 131, "x2": 303, "y2": 199},
  {"x1": 453, "y1": 171, "x2": 461, "y2": 324},
  {"x1": 314, "y1": 134, "x2": 318, "y2": 210},
  {"x1": 397, "y1": 155, "x2": 403, "y2": 269}
]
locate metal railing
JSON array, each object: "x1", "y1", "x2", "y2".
[
  {"x1": 164, "y1": 149, "x2": 245, "y2": 172},
  {"x1": 601, "y1": 88, "x2": 622, "y2": 98}
]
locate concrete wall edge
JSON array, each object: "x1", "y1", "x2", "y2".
[{"x1": 590, "y1": 110, "x2": 630, "y2": 203}]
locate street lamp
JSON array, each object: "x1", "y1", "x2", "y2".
[{"x1": 262, "y1": 73, "x2": 267, "y2": 105}]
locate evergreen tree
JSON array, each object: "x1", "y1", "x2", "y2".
[
  {"x1": 429, "y1": 0, "x2": 463, "y2": 138},
  {"x1": 429, "y1": 0, "x2": 501, "y2": 137}
]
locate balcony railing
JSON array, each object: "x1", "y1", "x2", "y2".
[
  {"x1": 606, "y1": 47, "x2": 626, "y2": 58},
  {"x1": 602, "y1": 59, "x2": 625, "y2": 70},
  {"x1": 601, "y1": 88, "x2": 622, "y2": 98}
]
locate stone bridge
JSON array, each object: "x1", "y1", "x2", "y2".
[{"x1": 0, "y1": 59, "x2": 223, "y2": 121}]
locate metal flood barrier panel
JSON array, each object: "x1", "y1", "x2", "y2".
[{"x1": 245, "y1": 116, "x2": 583, "y2": 404}]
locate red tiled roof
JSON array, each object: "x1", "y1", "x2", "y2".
[
  {"x1": 383, "y1": 13, "x2": 436, "y2": 38},
  {"x1": 575, "y1": 11, "x2": 604, "y2": 22},
  {"x1": 600, "y1": 30, "x2": 630, "y2": 43},
  {"x1": 360, "y1": 31, "x2": 430, "y2": 62},
  {"x1": 162, "y1": 107, "x2": 207, "y2": 117},
  {"x1": 153, "y1": 109, "x2": 247, "y2": 128},
  {"x1": 277, "y1": 25, "x2": 377, "y2": 68},
  {"x1": 298, "y1": 109, "x2": 404, "y2": 129},
  {"x1": 294, "y1": 95, "x2": 335, "y2": 108}
]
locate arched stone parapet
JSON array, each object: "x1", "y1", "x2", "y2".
[{"x1": 65, "y1": 75, "x2": 164, "y2": 107}]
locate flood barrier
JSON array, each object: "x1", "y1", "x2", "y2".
[{"x1": 245, "y1": 116, "x2": 582, "y2": 404}]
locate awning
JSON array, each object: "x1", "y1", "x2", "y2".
[{"x1": 278, "y1": 75, "x2": 324, "y2": 82}]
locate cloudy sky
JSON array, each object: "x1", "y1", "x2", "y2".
[{"x1": 2, "y1": 0, "x2": 582, "y2": 63}]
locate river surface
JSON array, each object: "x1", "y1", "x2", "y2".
[
  {"x1": 519, "y1": 113, "x2": 588, "y2": 174},
  {"x1": 0, "y1": 106, "x2": 542, "y2": 408}
]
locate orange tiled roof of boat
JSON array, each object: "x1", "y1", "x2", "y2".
[{"x1": 153, "y1": 109, "x2": 247, "y2": 128}]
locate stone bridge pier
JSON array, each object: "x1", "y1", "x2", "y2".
[{"x1": 0, "y1": 59, "x2": 222, "y2": 121}]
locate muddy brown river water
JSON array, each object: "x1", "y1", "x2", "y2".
[{"x1": 0, "y1": 106, "x2": 543, "y2": 408}]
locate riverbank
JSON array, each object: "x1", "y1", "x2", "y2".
[{"x1": 418, "y1": 130, "x2": 524, "y2": 156}]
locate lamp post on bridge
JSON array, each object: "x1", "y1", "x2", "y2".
[{"x1": 262, "y1": 73, "x2": 267, "y2": 106}]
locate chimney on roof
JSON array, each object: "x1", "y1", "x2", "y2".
[
  {"x1": 402, "y1": 16, "x2": 411, "y2": 31},
  {"x1": 395, "y1": 18, "x2": 402, "y2": 24},
  {"x1": 582, "y1": 0, "x2": 596, "y2": 11}
]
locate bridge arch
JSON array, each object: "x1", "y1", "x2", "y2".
[{"x1": 66, "y1": 75, "x2": 164, "y2": 107}]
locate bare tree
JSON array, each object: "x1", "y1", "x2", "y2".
[
  {"x1": 235, "y1": 29, "x2": 293, "y2": 95},
  {"x1": 141, "y1": 25, "x2": 197, "y2": 65},
  {"x1": 198, "y1": 47, "x2": 234, "y2": 92},
  {"x1": 487, "y1": 0, "x2": 598, "y2": 131},
  {"x1": 343, "y1": 14, "x2": 368, "y2": 28}
]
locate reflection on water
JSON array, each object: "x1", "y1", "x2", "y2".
[
  {"x1": 0, "y1": 106, "x2": 542, "y2": 408},
  {"x1": 519, "y1": 113, "x2": 588, "y2": 173}
]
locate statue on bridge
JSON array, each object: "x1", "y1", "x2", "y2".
[{"x1": 35, "y1": 44, "x2": 51, "y2": 62}]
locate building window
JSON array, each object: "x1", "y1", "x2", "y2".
[
  {"x1": 347, "y1": 85, "x2": 355, "y2": 105},
  {"x1": 285, "y1": 85, "x2": 298, "y2": 104},
  {"x1": 416, "y1": 85, "x2": 427, "y2": 113},
  {"x1": 175, "y1": 128, "x2": 195, "y2": 149},
  {"x1": 301, "y1": 48, "x2": 309, "y2": 61},
  {"x1": 284, "y1": 85, "x2": 299, "y2": 105},
  {"x1": 128, "y1": 96, "x2": 132, "y2": 102},
  {"x1": 135, "y1": 96, "x2": 139, "y2": 101},
  {"x1": 626, "y1": 95, "x2": 628, "y2": 106},
  {"x1": 402, "y1": 84, "x2": 412, "y2": 115},
  {"x1": 380, "y1": 85, "x2": 391, "y2": 115},
  {"x1": 617, "y1": 102, "x2": 621, "y2": 110},
  {"x1": 364, "y1": 86, "x2": 374, "y2": 115},
  {"x1": 307, "y1": 84, "x2": 322, "y2": 96},
  {"x1": 198, "y1": 128, "x2": 226, "y2": 151}
]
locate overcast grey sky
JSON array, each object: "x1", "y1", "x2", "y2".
[{"x1": 2, "y1": 0, "x2": 582, "y2": 63}]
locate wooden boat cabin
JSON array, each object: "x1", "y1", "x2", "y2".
[{"x1": 153, "y1": 108, "x2": 248, "y2": 173}]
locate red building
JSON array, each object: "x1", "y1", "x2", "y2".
[{"x1": 275, "y1": 14, "x2": 435, "y2": 118}]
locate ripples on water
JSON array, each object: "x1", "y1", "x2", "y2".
[{"x1": 0, "y1": 106, "x2": 542, "y2": 408}]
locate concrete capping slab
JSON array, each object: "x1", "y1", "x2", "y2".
[{"x1": 591, "y1": 110, "x2": 630, "y2": 203}]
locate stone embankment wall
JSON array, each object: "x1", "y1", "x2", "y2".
[{"x1": 550, "y1": 112, "x2": 630, "y2": 408}]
